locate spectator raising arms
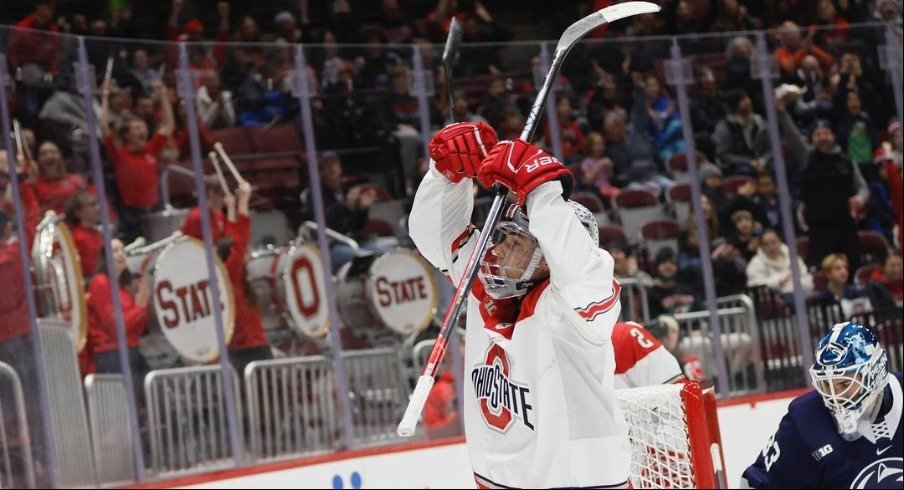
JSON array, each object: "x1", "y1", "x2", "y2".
[
  {"x1": 779, "y1": 97, "x2": 868, "y2": 271},
  {"x1": 86, "y1": 238, "x2": 150, "y2": 403},
  {"x1": 219, "y1": 181, "x2": 273, "y2": 377},
  {"x1": 26, "y1": 141, "x2": 86, "y2": 214},
  {"x1": 101, "y1": 80, "x2": 174, "y2": 243}
]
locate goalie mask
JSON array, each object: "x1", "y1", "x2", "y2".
[
  {"x1": 478, "y1": 201, "x2": 598, "y2": 299},
  {"x1": 809, "y1": 322, "x2": 890, "y2": 441}
]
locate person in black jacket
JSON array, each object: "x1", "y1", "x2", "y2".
[
  {"x1": 778, "y1": 96, "x2": 869, "y2": 273},
  {"x1": 301, "y1": 153, "x2": 376, "y2": 270}
]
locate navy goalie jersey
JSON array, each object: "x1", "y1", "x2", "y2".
[{"x1": 742, "y1": 372, "x2": 903, "y2": 488}]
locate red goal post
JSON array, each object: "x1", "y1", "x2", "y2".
[{"x1": 616, "y1": 381, "x2": 727, "y2": 488}]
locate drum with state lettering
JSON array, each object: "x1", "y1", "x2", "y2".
[
  {"x1": 32, "y1": 214, "x2": 88, "y2": 351},
  {"x1": 335, "y1": 249, "x2": 438, "y2": 339},
  {"x1": 246, "y1": 240, "x2": 330, "y2": 339},
  {"x1": 128, "y1": 236, "x2": 235, "y2": 363}
]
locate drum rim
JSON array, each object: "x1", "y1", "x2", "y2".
[
  {"x1": 32, "y1": 218, "x2": 89, "y2": 352},
  {"x1": 152, "y1": 236, "x2": 237, "y2": 363},
  {"x1": 365, "y1": 248, "x2": 439, "y2": 336},
  {"x1": 283, "y1": 242, "x2": 330, "y2": 338}
]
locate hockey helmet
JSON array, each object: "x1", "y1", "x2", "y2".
[
  {"x1": 478, "y1": 200, "x2": 598, "y2": 299},
  {"x1": 809, "y1": 322, "x2": 890, "y2": 440}
]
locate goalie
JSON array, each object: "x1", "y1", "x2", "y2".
[{"x1": 409, "y1": 121, "x2": 630, "y2": 488}]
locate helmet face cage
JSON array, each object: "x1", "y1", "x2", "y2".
[
  {"x1": 809, "y1": 323, "x2": 889, "y2": 439},
  {"x1": 477, "y1": 201, "x2": 598, "y2": 299},
  {"x1": 478, "y1": 221, "x2": 543, "y2": 299}
]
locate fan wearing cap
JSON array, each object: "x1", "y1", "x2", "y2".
[
  {"x1": 777, "y1": 96, "x2": 870, "y2": 271},
  {"x1": 409, "y1": 121, "x2": 631, "y2": 488},
  {"x1": 741, "y1": 322, "x2": 902, "y2": 488}
]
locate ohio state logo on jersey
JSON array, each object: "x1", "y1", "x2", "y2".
[{"x1": 471, "y1": 343, "x2": 534, "y2": 433}]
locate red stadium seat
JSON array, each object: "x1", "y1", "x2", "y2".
[
  {"x1": 613, "y1": 189, "x2": 665, "y2": 244},
  {"x1": 854, "y1": 264, "x2": 882, "y2": 288},
  {"x1": 249, "y1": 124, "x2": 304, "y2": 155},
  {"x1": 721, "y1": 175, "x2": 754, "y2": 196},
  {"x1": 640, "y1": 219, "x2": 681, "y2": 261},
  {"x1": 666, "y1": 152, "x2": 707, "y2": 183},
  {"x1": 666, "y1": 183, "x2": 692, "y2": 224},
  {"x1": 796, "y1": 236, "x2": 810, "y2": 264},
  {"x1": 571, "y1": 192, "x2": 605, "y2": 213},
  {"x1": 209, "y1": 127, "x2": 254, "y2": 156},
  {"x1": 812, "y1": 271, "x2": 828, "y2": 291},
  {"x1": 598, "y1": 224, "x2": 628, "y2": 247},
  {"x1": 858, "y1": 231, "x2": 890, "y2": 265},
  {"x1": 360, "y1": 218, "x2": 395, "y2": 238}
]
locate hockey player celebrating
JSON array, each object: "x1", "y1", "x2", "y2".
[
  {"x1": 742, "y1": 322, "x2": 903, "y2": 488},
  {"x1": 409, "y1": 121, "x2": 630, "y2": 488}
]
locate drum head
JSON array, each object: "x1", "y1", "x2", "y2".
[
  {"x1": 152, "y1": 238, "x2": 235, "y2": 363},
  {"x1": 365, "y1": 250, "x2": 438, "y2": 336},
  {"x1": 32, "y1": 219, "x2": 88, "y2": 352},
  {"x1": 283, "y1": 243, "x2": 330, "y2": 338}
]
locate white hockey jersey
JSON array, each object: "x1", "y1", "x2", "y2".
[
  {"x1": 409, "y1": 165, "x2": 631, "y2": 488},
  {"x1": 612, "y1": 322, "x2": 685, "y2": 389}
]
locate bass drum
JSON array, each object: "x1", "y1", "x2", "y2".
[
  {"x1": 32, "y1": 214, "x2": 88, "y2": 352},
  {"x1": 128, "y1": 236, "x2": 235, "y2": 363},
  {"x1": 335, "y1": 249, "x2": 438, "y2": 340},
  {"x1": 246, "y1": 241, "x2": 330, "y2": 339}
]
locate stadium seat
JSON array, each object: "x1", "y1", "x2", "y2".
[
  {"x1": 812, "y1": 271, "x2": 828, "y2": 291},
  {"x1": 598, "y1": 224, "x2": 628, "y2": 247},
  {"x1": 249, "y1": 124, "x2": 305, "y2": 155},
  {"x1": 796, "y1": 236, "x2": 810, "y2": 264},
  {"x1": 210, "y1": 127, "x2": 254, "y2": 156},
  {"x1": 721, "y1": 175, "x2": 754, "y2": 196},
  {"x1": 858, "y1": 230, "x2": 890, "y2": 265},
  {"x1": 666, "y1": 152, "x2": 707, "y2": 183},
  {"x1": 613, "y1": 189, "x2": 665, "y2": 244},
  {"x1": 361, "y1": 218, "x2": 396, "y2": 238},
  {"x1": 249, "y1": 209, "x2": 294, "y2": 248},
  {"x1": 640, "y1": 219, "x2": 682, "y2": 260},
  {"x1": 853, "y1": 263, "x2": 881, "y2": 288},
  {"x1": 666, "y1": 182, "x2": 692, "y2": 224},
  {"x1": 571, "y1": 192, "x2": 605, "y2": 213}
]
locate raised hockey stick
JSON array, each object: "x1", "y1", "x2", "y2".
[
  {"x1": 442, "y1": 17, "x2": 463, "y2": 123},
  {"x1": 397, "y1": 1, "x2": 661, "y2": 437}
]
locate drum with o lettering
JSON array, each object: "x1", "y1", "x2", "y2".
[
  {"x1": 130, "y1": 236, "x2": 235, "y2": 363},
  {"x1": 335, "y1": 249, "x2": 438, "y2": 338},
  {"x1": 32, "y1": 214, "x2": 88, "y2": 351},
  {"x1": 246, "y1": 241, "x2": 329, "y2": 338}
]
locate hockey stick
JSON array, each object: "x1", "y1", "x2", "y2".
[
  {"x1": 442, "y1": 17, "x2": 463, "y2": 123},
  {"x1": 213, "y1": 142, "x2": 245, "y2": 184},
  {"x1": 397, "y1": 1, "x2": 661, "y2": 437}
]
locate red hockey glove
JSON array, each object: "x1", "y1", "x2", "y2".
[
  {"x1": 477, "y1": 139, "x2": 574, "y2": 206},
  {"x1": 428, "y1": 122, "x2": 499, "y2": 183}
]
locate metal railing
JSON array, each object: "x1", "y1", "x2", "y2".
[
  {"x1": 37, "y1": 319, "x2": 97, "y2": 487},
  {"x1": 619, "y1": 277, "x2": 652, "y2": 324},
  {"x1": 674, "y1": 295, "x2": 765, "y2": 396},
  {"x1": 244, "y1": 356, "x2": 338, "y2": 463},
  {"x1": 0, "y1": 361, "x2": 35, "y2": 489},
  {"x1": 342, "y1": 349, "x2": 411, "y2": 446},
  {"x1": 85, "y1": 374, "x2": 137, "y2": 486},
  {"x1": 144, "y1": 365, "x2": 241, "y2": 477}
]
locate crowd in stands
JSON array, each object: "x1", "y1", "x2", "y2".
[{"x1": 1, "y1": 0, "x2": 902, "y2": 345}]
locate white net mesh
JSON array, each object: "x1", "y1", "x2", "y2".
[{"x1": 617, "y1": 384, "x2": 696, "y2": 489}]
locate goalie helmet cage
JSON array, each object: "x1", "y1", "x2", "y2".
[{"x1": 616, "y1": 381, "x2": 727, "y2": 489}]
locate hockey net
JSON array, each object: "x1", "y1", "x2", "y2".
[{"x1": 616, "y1": 381, "x2": 726, "y2": 489}]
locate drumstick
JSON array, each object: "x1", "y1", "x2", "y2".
[
  {"x1": 213, "y1": 142, "x2": 245, "y2": 184},
  {"x1": 102, "y1": 56, "x2": 114, "y2": 96},
  {"x1": 12, "y1": 119, "x2": 32, "y2": 168},
  {"x1": 156, "y1": 62, "x2": 166, "y2": 82},
  {"x1": 208, "y1": 151, "x2": 231, "y2": 196}
]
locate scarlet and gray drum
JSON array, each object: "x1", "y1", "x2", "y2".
[
  {"x1": 32, "y1": 213, "x2": 88, "y2": 352},
  {"x1": 127, "y1": 235, "x2": 235, "y2": 363},
  {"x1": 335, "y1": 250, "x2": 439, "y2": 339},
  {"x1": 246, "y1": 241, "x2": 330, "y2": 338}
]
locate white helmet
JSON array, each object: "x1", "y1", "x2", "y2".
[{"x1": 478, "y1": 201, "x2": 598, "y2": 299}]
